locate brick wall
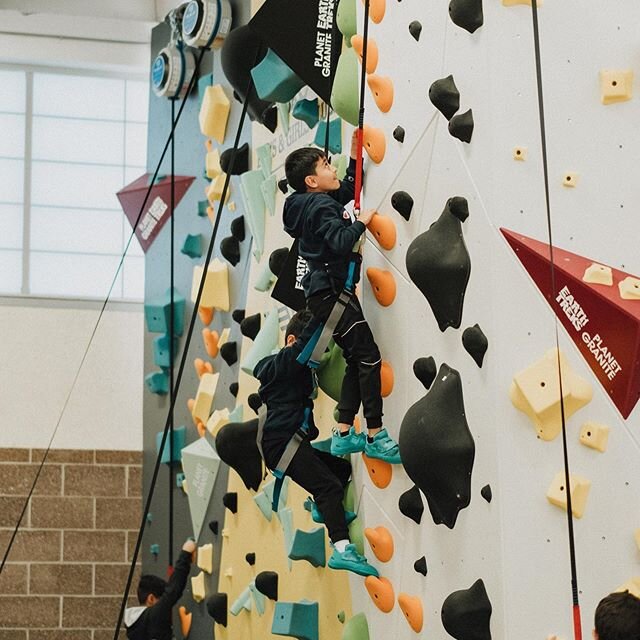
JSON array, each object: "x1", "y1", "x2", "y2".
[{"x1": 0, "y1": 448, "x2": 142, "y2": 639}]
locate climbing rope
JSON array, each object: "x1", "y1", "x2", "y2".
[{"x1": 530, "y1": 2, "x2": 582, "y2": 638}]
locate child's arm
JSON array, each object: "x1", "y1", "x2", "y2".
[
  {"x1": 315, "y1": 206, "x2": 374, "y2": 256},
  {"x1": 150, "y1": 540, "x2": 195, "y2": 616},
  {"x1": 330, "y1": 131, "x2": 362, "y2": 205}
]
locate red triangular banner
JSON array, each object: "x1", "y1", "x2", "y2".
[
  {"x1": 116, "y1": 174, "x2": 196, "y2": 252},
  {"x1": 502, "y1": 228, "x2": 640, "y2": 419}
]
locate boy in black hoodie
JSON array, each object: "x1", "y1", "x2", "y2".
[
  {"x1": 254, "y1": 309, "x2": 378, "y2": 577},
  {"x1": 124, "y1": 538, "x2": 195, "y2": 640},
  {"x1": 282, "y1": 135, "x2": 401, "y2": 464}
]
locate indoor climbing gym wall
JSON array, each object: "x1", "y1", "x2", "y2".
[{"x1": 138, "y1": 0, "x2": 640, "y2": 639}]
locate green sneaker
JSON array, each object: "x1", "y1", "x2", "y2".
[
  {"x1": 328, "y1": 544, "x2": 379, "y2": 577},
  {"x1": 304, "y1": 497, "x2": 357, "y2": 525},
  {"x1": 331, "y1": 426, "x2": 366, "y2": 456},
  {"x1": 364, "y1": 428, "x2": 402, "y2": 464}
]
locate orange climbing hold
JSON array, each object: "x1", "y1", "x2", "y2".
[
  {"x1": 398, "y1": 593, "x2": 424, "y2": 633},
  {"x1": 367, "y1": 75, "x2": 394, "y2": 112},
  {"x1": 366, "y1": 268, "x2": 396, "y2": 306},
  {"x1": 351, "y1": 35, "x2": 379, "y2": 74},
  {"x1": 380, "y1": 361, "x2": 394, "y2": 397},
  {"x1": 194, "y1": 358, "x2": 214, "y2": 378},
  {"x1": 196, "y1": 419, "x2": 206, "y2": 438},
  {"x1": 362, "y1": 453, "x2": 392, "y2": 489},
  {"x1": 199, "y1": 306, "x2": 214, "y2": 326},
  {"x1": 362, "y1": 125, "x2": 386, "y2": 164},
  {"x1": 364, "y1": 526, "x2": 394, "y2": 562},
  {"x1": 365, "y1": 575, "x2": 395, "y2": 613},
  {"x1": 367, "y1": 213, "x2": 396, "y2": 250},
  {"x1": 202, "y1": 328, "x2": 220, "y2": 358},
  {"x1": 361, "y1": 0, "x2": 385, "y2": 23},
  {"x1": 179, "y1": 605, "x2": 192, "y2": 637}
]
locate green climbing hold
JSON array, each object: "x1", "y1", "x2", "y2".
[
  {"x1": 342, "y1": 613, "x2": 370, "y2": 640},
  {"x1": 348, "y1": 515, "x2": 364, "y2": 556},
  {"x1": 337, "y1": 610, "x2": 346, "y2": 624},
  {"x1": 317, "y1": 342, "x2": 347, "y2": 402},
  {"x1": 336, "y1": 0, "x2": 357, "y2": 46},
  {"x1": 330, "y1": 48, "x2": 359, "y2": 126}
]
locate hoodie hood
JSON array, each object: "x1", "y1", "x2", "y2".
[
  {"x1": 283, "y1": 191, "x2": 314, "y2": 239},
  {"x1": 124, "y1": 606, "x2": 146, "y2": 628}
]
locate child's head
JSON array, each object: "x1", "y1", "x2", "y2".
[
  {"x1": 285, "y1": 309, "x2": 314, "y2": 346},
  {"x1": 285, "y1": 148, "x2": 339, "y2": 193},
  {"x1": 594, "y1": 590, "x2": 640, "y2": 640},
  {"x1": 137, "y1": 574, "x2": 166, "y2": 606}
]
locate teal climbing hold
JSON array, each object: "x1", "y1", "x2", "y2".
[
  {"x1": 153, "y1": 334, "x2": 179, "y2": 369},
  {"x1": 150, "y1": 543, "x2": 160, "y2": 556},
  {"x1": 288, "y1": 527, "x2": 326, "y2": 567},
  {"x1": 314, "y1": 118, "x2": 342, "y2": 155},
  {"x1": 251, "y1": 49, "x2": 305, "y2": 103},
  {"x1": 144, "y1": 288, "x2": 185, "y2": 336},
  {"x1": 197, "y1": 200, "x2": 209, "y2": 217},
  {"x1": 330, "y1": 48, "x2": 359, "y2": 126},
  {"x1": 264, "y1": 475, "x2": 290, "y2": 507},
  {"x1": 145, "y1": 370, "x2": 169, "y2": 395},
  {"x1": 292, "y1": 99, "x2": 319, "y2": 129},
  {"x1": 181, "y1": 234, "x2": 203, "y2": 259},
  {"x1": 254, "y1": 491, "x2": 274, "y2": 522},
  {"x1": 272, "y1": 600, "x2": 319, "y2": 640},
  {"x1": 155, "y1": 425, "x2": 186, "y2": 464},
  {"x1": 336, "y1": 0, "x2": 357, "y2": 45},
  {"x1": 277, "y1": 507, "x2": 294, "y2": 570},
  {"x1": 176, "y1": 472, "x2": 186, "y2": 488},
  {"x1": 342, "y1": 613, "x2": 370, "y2": 640},
  {"x1": 230, "y1": 585, "x2": 252, "y2": 615},
  {"x1": 249, "y1": 580, "x2": 266, "y2": 615}
]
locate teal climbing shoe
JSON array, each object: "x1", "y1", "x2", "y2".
[
  {"x1": 331, "y1": 426, "x2": 366, "y2": 456},
  {"x1": 364, "y1": 428, "x2": 402, "y2": 464},
  {"x1": 328, "y1": 544, "x2": 379, "y2": 577},
  {"x1": 304, "y1": 497, "x2": 357, "y2": 525}
]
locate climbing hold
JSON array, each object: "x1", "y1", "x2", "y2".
[
  {"x1": 191, "y1": 372, "x2": 220, "y2": 424},
  {"x1": 240, "y1": 170, "x2": 267, "y2": 261},
  {"x1": 448, "y1": 109, "x2": 474, "y2": 143},
  {"x1": 150, "y1": 543, "x2": 160, "y2": 557},
  {"x1": 391, "y1": 191, "x2": 413, "y2": 221},
  {"x1": 314, "y1": 117, "x2": 343, "y2": 155},
  {"x1": 179, "y1": 606, "x2": 192, "y2": 637},
  {"x1": 562, "y1": 172, "x2": 579, "y2": 188},
  {"x1": 364, "y1": 576, "x2": 395, "y2": 613},
  {"x1": 256, "y1": 571, "x2": 279, "y2": 600},
  {"x1": 392, "y1": 126, "x2": 405, "y2": 143},
  {"x1": 398, "y1": 593, "x2": 424, "y2": 633},
  {"x1": 152, "y1": 335, "x2": 178, "y2": 369},
  {"x1": 600, "y1": 69, "x2": 633, "y2": 105},
  {"x1": 351, "y1": 35, "x2": 379, "y2": 74},
  {"x1": 364, "y1": 526, "x2": 394, "y2": 562},
  {"x1": 206, "y1": 408, "x2": 230, "y2": 437},
  {"x1": 366, "y1": 268, "x2": 396, "y2": 306},
  {"x1": 241, "y1": 308, "x2": 280, "y2": 375},
  {"x1": 246, "y1": 552, "x2": 256, "y2": 566},
  {"x1": 191, "y1": 258, "x2": 230, "y2": 310},
  {"x1": 362, "y1": 453, "x2": 392, "y2": 489},
  {"x1": 199, "y1": 85, "x2": 230, "y2": 144},
  {"x1": 449, "y1": 0, "x2": 484, "y2": 33},
  {"x1": 317, "y1": 342, "x2": 347, "y2": 401},
  {"x1": 191, "y1": 571, "x2": 206, "y2": 603},
  {"x1": 342, "y1": 612, "x2": 369, "y2": 640},
  {"x1": 206, "y1": 593, "x2": 228, "y2": 626},
  {"x1": 215, "y1": 419, "x2": 262, "y2": 491},
  {"x1": 367, "y1": 214, "x2": 396, "y2": 250},
  {"x1": 249, "y1": 580, "x2": 266, "y2": 615},
  {"x1": 429, "y1": 75, "x2": 461, "y2": 120},
  {"x1": 220, "y1": 236, "x2": 241, "y2": 266},
  {"x1": 269, "y1": 247, "x2": 290, "y2": 277},
  {"x1": 176, "y1": 472, "x2": 187, "y2": 490},
  {"x1": 145, "y1": 288, "x2": 185, "y2": 336},
  {"x1": 155, "y1": 426, "x2": 186, "y2": 464},
  {"x1": 331, "y1": 48, "x2": 360, "y2": 126},
  {"x1": 198, "y1": 306, "x2": 214, "y2": 326},
  {"x1": 206, "y1": 172, "x2": 230, "y2": 204},
  {"x1": 362, "y1": 0, "x2": 385, "y2": 23},
  {"x1": 414, "y1": 556, "x2": 427, "y2": 576},
  {"x1": 292, "y1": 98, "x2": 319, "y2": 128},
  {"x1": 229, "y1": 382, "x2": 239, "y2": 397},
  {"x1": 406, "y1": 197, "x2": 471, "y2": 331},
  {"x1": 205, "y1": 147, "x2": 222, "y2": 180},
  {"x1": 579, "y1": 421, "x2": 610, "y2": 452},
  {"x1": 619, "y1": 276, "x2": 640, "y2": 300},
  {"x1": 254, "y1": 262, "x2": 277, "y2": 293},
  {"x1": 546, "y1": 471, "x2": 591, "y2": 518},
  {"x1": 462, "y1": 324, "x2": 488, "y2": 367},
  {"x1": 337, "y1": 611, "x2": 346, "y2": 624},
  {"x1": 513, "y1": 146, "x2": 527, "y2": 161},
  {"x1": 223, "y1": 492, "x2": 238, "y2": 514},
  {"x1": 441, "y1": 579, "x2": 492, "y2": 640},
  {"x1": 220, "y1": 341, "x2": 238, "y2": 366},
  {"x1": 209, "y1": 520, "x2": 219, "y2": 535},
  {"x1": 262, "y1": 175, "x2": 278, "y2": 216},
  {"x1": 181, "y1": 234, "x2": 203, "y2": 259},
  {"x1": 380, "y1": 361, "x2": 394, "y2": 398},
  {"x1": 220, "y1": 142, "x2": 250, "y2": 176},
  {"x1": 230, "y1": 586, "x2": 252, "y2": 615},
  {"x1": 248, "y1": 393, "x2": 263, "y2": 414},
  {"x1": 197, "y1": 200, "x2": 209, "y2": 217},
  {"x1": 288, "y1": 527, "x2": 326, "y2": 567},
  {"x1": 337, "y1": 0, "x2": 357, "y2": 44},
  {"x1": 362, "y1": 125, "x2": 386, "y2": 164},
  {"x1": 398, "y1": 485, "x2": 424, "y2": 524},
  {"x1": 409, "y1": 21, "x2": 422, "y2": 41},
  {"x1": 232, "y1": 308, "x2": 245, "y2": 323},
  {"x1": 413, "y1": 357, "x2": 437, "y2": 390},
  {"x1": 272, "y1": 600, "x2": 319, "y2": 640},
  {"x1": 257, "y1": 142, "x2": 273, "y2": 179},
  {"x1": 399, "y1": 363, "x2": 475, "y2": 529},
  {"x1": 240, "y1": 313, "x2": 262, "y2": 340},
  {"x1": 348, "y1": 513, "x2": 365, "y2": 556},
  {"x1": 582, "y1": 262, "x2": 613, "y2": 286},
  {"x1": 367, "y1": 75, "x2": 394, "y2": 113},
  {"x1": 197, "y1": 543, "x2": 213, "y2": 574},
  {"x1": 278, "y1": 178, "x2": 289, "y2": 194},
  {"x1": 202, "y1": 328, "x2": 220, "y2": 358},
  {"x1": 229, "y1": 217, "x2": 245, "y2": 245},
  {"x1": 481, "y1": 484, "x2": 492, "y2": 503},
  {"x1": 252, "y1": 48, "x2": 305, "y2": 103}
]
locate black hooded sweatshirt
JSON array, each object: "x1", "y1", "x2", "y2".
[
  {"x1": 124, "y1": 550, "x2": 192, "y2": 640},
  {"x1": 283, "y1": 158, "x2": 366, "y2": 298}
]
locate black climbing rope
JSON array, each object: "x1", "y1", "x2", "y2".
[
  {"x1": 530, "y1": 2, "x2": 582, "y2": 638},
  {"x1": 354, "y1": 0, "x2": 371, "y2": 212},
  {"x1": 0, "y1": 46, "x2": 209, "y2": 577}
]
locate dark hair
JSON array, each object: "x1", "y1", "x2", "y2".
[
  {"x1": 137, "y1": 574, "x2": 166, "y2": 605},
  {"x1": 285, "y1": 309, "x2": 314, "y2": 341},
  {"x1": 595, "y1": 591, "x2": 640, "y2": 640},
  {"x1": 284, "y1": 147, "x2": 326, "y2": 192}
]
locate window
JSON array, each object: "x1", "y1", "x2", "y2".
[{"x1": 0, "y1": 68, "x2": 149, "y2": 300}]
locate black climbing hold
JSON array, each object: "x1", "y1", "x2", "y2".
[
  {"x1": 248, "y1": 392, "x2": 263, "y2": 414},
  {"x1": 216, "y1": 419, "x2": 263, "y2": 491},
  {"x1": 399, "y1": 485, "x2": 424, "y2": 524},
  {"x1": 208, "y1": 520, "x2": 219, "y2": 535},
  {"x1": 414, "y1": 556, "x2": 428, "y2": 576},
  {"x1": 206, "y1": 593, "x2": 228, "y2": 626},
  {"x1": 449, "y1": 0, "x2": 484, "y2": 34},
  {"x1": 220, "y1": 342, "x2": 238, "y2": 366},
  {"x1": 462, "y1": 324, "x2": 488, "y2": 367},
  {"x1": 405, "y1": 197, "x2": 471, "y2": 331},
  {"x1": 480, "y1": 484, "x2": 492, "y2": 503},
  {"x1": 220, "y1": 142, "x2": 250, "y2": 175},
  {"x1": 429, "y1": 75, "x2": 460, "y2": 120},
  {"x1": 278, "y1": 178, "x2": 289, "y2": 194},
  {"x1": 448, "y1": 109, "x2": 474, "y2": 143},
  {"x1": 269, "y1": 247, "x2": 289, "y2": 277},
  {"x1": 393, "y1": 126, "x2": 405, "y2": 143},
  {"x1": 240, "y1": 313, "x2": 262, "y2": 340},
  {"x1": 399, "y1": 363, "x2": 475, "y2": 529},
  {"x1": 391, "y1": 191, "x2": 413, "y2": 221},
  {"x1": 413, "y1": 357, "x2": 437, "y2": 390},
  {"x1": 409, "y1": 21, "x2": 422, "y2": 41},
  {"x1": 245, "y1": 552, "x2": 256, "y2": 566},
  {"x1": 262, "y1": 106, "x2": 278, "y2": 133},
  {"x1": 255, "y1": 570, "x2": 279, "y2": 600},
  {"x1": 441, "y1": 579, "x2": 492, "y2": 640},
  {"x1": 231, "y1": 215, "x2": 246, "y2": 242},
  {"x1": 222, "y1": 492, "x2": 238, "y2": 514},
  {"x1": 220, "y1": 236, "x2": 241, "y2": 266},
  {"x1": 229, "y1": 382, "x2": 239, "y2": 397},
  {"x1": 232, "y1": 308, "x2": 246, "y2": 324}
]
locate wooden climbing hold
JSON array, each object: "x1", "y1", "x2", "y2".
[
  {"x1": 194, "y1": 358, "x2": 214, "y2": 379},
  {"x1": 202, "y1": 328, "x2": 220, "y2": 358},
  {"x1": 364, "y1": 575, "x2": 395, "y2": 613},
  {"x1": 361, "y1": 0, "x2": 385, "y2": 23},
  {"x1": 398, "y1": 593, "x2": 424, "y2": 632},
  {"x1": 362, "y1": 453, "x2": 392, "y2": 489},
  {"x1": 198, "y1": 306, "x2": 214, "y2": 326},
  {"x1": 366, "y1": 268, "x2": 396, "y2": 306},
  {"x1": 380, "y1": 361, "x2": 394, "y2": 397},
  {"x1": 364, "y1": 526, "x2": 394, "y2": 562},
  {"x1": 179, "y1": 605, "x2": 192, "y2": 637},
  {"x1": 362, "y1": 125, "x2": 386, "y2": 164},
  {"x1": 367, "y1": 75, "x2": 394, "y2": 113},
  {"x1": 351, "y1": 35, "x2": 378, "y2": 74},
  {"x1": 367, "y1": 213, "x2": 396, "y2": 250}
]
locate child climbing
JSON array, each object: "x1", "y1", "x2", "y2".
[
  {"x1": 124, "y1": 538, "x2": 196, "y2": 640},
  {"x1": 282, "y1": 132, "x2": 401, "y2": 464},
  {"x1": 254, "y1": 309, "x2": 378, "y2": 577}
]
